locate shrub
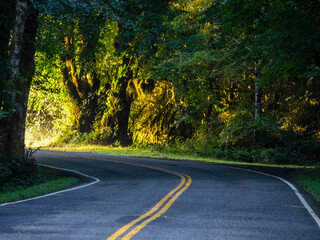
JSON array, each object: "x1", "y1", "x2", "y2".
[
  {"x1": 219, "y1": 114, "x2": 281, "y2": 150},
  {"x1": 0, "y1": 149, "x2": 38, "y2": 193}
]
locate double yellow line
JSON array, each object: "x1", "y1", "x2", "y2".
[
  {"x1": 48, "y1": 152, "x2": 192, "y2": 240},
  {"x1": 106, "y1": 163, "x2": 192, "y2": 240}
]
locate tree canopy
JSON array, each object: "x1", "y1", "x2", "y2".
[{"x1": 1, "y1": 0, "x2": 319, "y2": 169}]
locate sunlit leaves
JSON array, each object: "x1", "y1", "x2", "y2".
[
  {"x1": 26, "y1": 0, "x2": 320, "y2": 147},
  {"x1": 27, "y1": 52, "x2": 73, "y2": 146}
]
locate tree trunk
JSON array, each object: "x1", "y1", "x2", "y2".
[
  {"x1": 59, "y1": 34, "x2": 100, "y2": 133},
  {"x1": 9, "y1": 0, "x2": 28, "y2": 102},
  {"x1": 0, "y1": 0, "x2": 15, "y2": 84},
  {"x1": 112, "y1": 76, "x2": 133, "y2": 145},
  {"x1": 60, "y1": 74, "x2": 100, "y2": 133},
  {"x1": 0, "y1": 0, "x2": 38, "y2": 159},
  {"x1": 0, "y1": 0, "x2": 15, "y2": 156},
  {"x1": 106, "y1": 56, "x2": 133, "y2": 146}
]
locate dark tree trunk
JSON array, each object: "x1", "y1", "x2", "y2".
[
  {"x1": 0, "y1": 0, "x2": 38, "y2": 159},
  {"x1": 112, "y1": 74, "x2": 133, "y2": 146},
  {"x1": 0, "y1": 0, "x2": 16, "y2": 157},
  {"x1": 106, "y1": 56, "x2": 133, "y2": 146},
  {"x1": 0, "y1": 0, "x2": 15, "y2": 84}
]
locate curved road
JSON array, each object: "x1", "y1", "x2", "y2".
[{"x1": 1, "y1": 150, "x2": 320, "y2": 240}]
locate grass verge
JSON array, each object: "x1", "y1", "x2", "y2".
[
  {"x1": 0, "y1": 167, "x2": 79, "y2": 204},
  {"x1": 45, "y1": 144, "x2": 320, "y2": 203},
  {"x1": 293, "y1": 168, "x2": 320, "y2": 202},
  {"x1": 45, "y1": 144, "x2": 306, "y2": 168}
]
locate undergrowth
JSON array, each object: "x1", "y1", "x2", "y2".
[
  {"x1": 139, "y1": 137, "x2": 319, "y2": 166},
  {"x1": 294, "y1": 168, "x2": 320, "y2": 202},
  {"x1": 0, "y1": 149, "x2": 38, "y2": 193}
]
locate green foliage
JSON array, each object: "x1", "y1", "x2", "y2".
[
  {"x1": 26, "y1": 52, "x2": 74, "y2": 146},
  {"x1": 144, "y1": 136, "x2": 319, "y2": 166},
  {"x1": 130, "y1": 80, "x2": 177, "y2": 144},
  {"x1": 149, "y1": 1, "x2": 221, "y2": 135},
  {"x1": 212, "y1": 0, "x2": 320, "y2": 84},
  {"x1": 24, "y1": 0, "x2": 320, "y2": 167},
  {"x1": 0, "y1": 150, "x2": 38, "y2": 193},
  {"x1": 273, "y1": 138, "x2": 320, "y2": 165},
  {"x1": 111, "y1": 0, "x2": 172, "y2": 59},
  {"x1": 219, "y1": 114, "x2": 280, "y2": 149},
  {"x1": 293, "y1": 168, "x2": 320, "y2": 202}
]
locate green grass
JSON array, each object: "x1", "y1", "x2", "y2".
[
  {"x1": 293, "y1": 168, "x2": 320, "y2": 202},
  {"x1": 0, "y1": 169, "x2": 79, "y2": 204}
]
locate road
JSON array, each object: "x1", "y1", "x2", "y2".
[{"x1": 1, "y1": 150, "x2": 320, "y2": 240}]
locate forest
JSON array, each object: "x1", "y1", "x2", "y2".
[{"x1": 0, "y1": 0, "x2": 320, "y2": 186}]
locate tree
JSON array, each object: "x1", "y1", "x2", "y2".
[
  {"x1": 35, "y1": 0, "x2": 116, "y2": 134},
  {"x1": 0, "y1": 0, "x2": 15, "y2": 125},
  {"x1": 0, "y1": 0, "x2": 38, "y2": 159},
  {"x1": 0, "y1": 0, "x2": 15, "y2": 84},
  {"x1": 95, "y1": 0, "x2": 172, "y2": 144},
  {"x1": 59, "y1": 23, "x2": 101, "y2": 133},
  {"x1": 149, "y1": 0, "x2": 224, "y2": 137}
]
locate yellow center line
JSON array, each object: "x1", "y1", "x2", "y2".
[
  {"x1": 107, "y1": 175, "x2": 186, "y2": 240},
  {"x1": 122, "y1": 175, "x2": 192, "y2": 240},
  {"x1": 46, "y1": 152, "x2": 192, "y2": 240},
  {"x1": 80, "y1": 157, "x2": 193, "y2": 240}
]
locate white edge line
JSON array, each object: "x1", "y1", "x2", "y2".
[
  {"x1": 226, "y1": 166, "x2": 320, "y2": 228},
  {"x1": 0, "y1": 163, "x2": 100, "y2": 207}
]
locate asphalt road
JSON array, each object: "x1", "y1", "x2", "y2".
[{"x1": 1, "y1": 150, "x2": 320, "y2": 240}]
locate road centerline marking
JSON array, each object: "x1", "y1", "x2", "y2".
[
  {"x1": 40, "y1": 152, "x2": 193, "y2": 239},
  {"x1": 106, "y1": 175, "x2": 187, "y2": 240},
  {"x1": 121, "y1": 174, "x2": 192, "y2": 240},
  {"x1": 57, "y1": 154, "x2": 192, "y2": 240}
]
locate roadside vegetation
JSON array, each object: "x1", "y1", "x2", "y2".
[
  {"x1": 0, "y1": 166, "x2": 79, "y2": 204},
  {"x1": 293, "y1": 168, "x2": 320, "y2": 202},
  {"x1": 45, "y1": 143, "x2": 320, "y2": 203},
  {"x1": 1, "y1": 1, "x2": 319, "y2": 204}
]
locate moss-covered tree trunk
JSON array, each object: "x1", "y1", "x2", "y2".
[{"x1": 60, "y1": 34, "x2": 100, "y2": 133}]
